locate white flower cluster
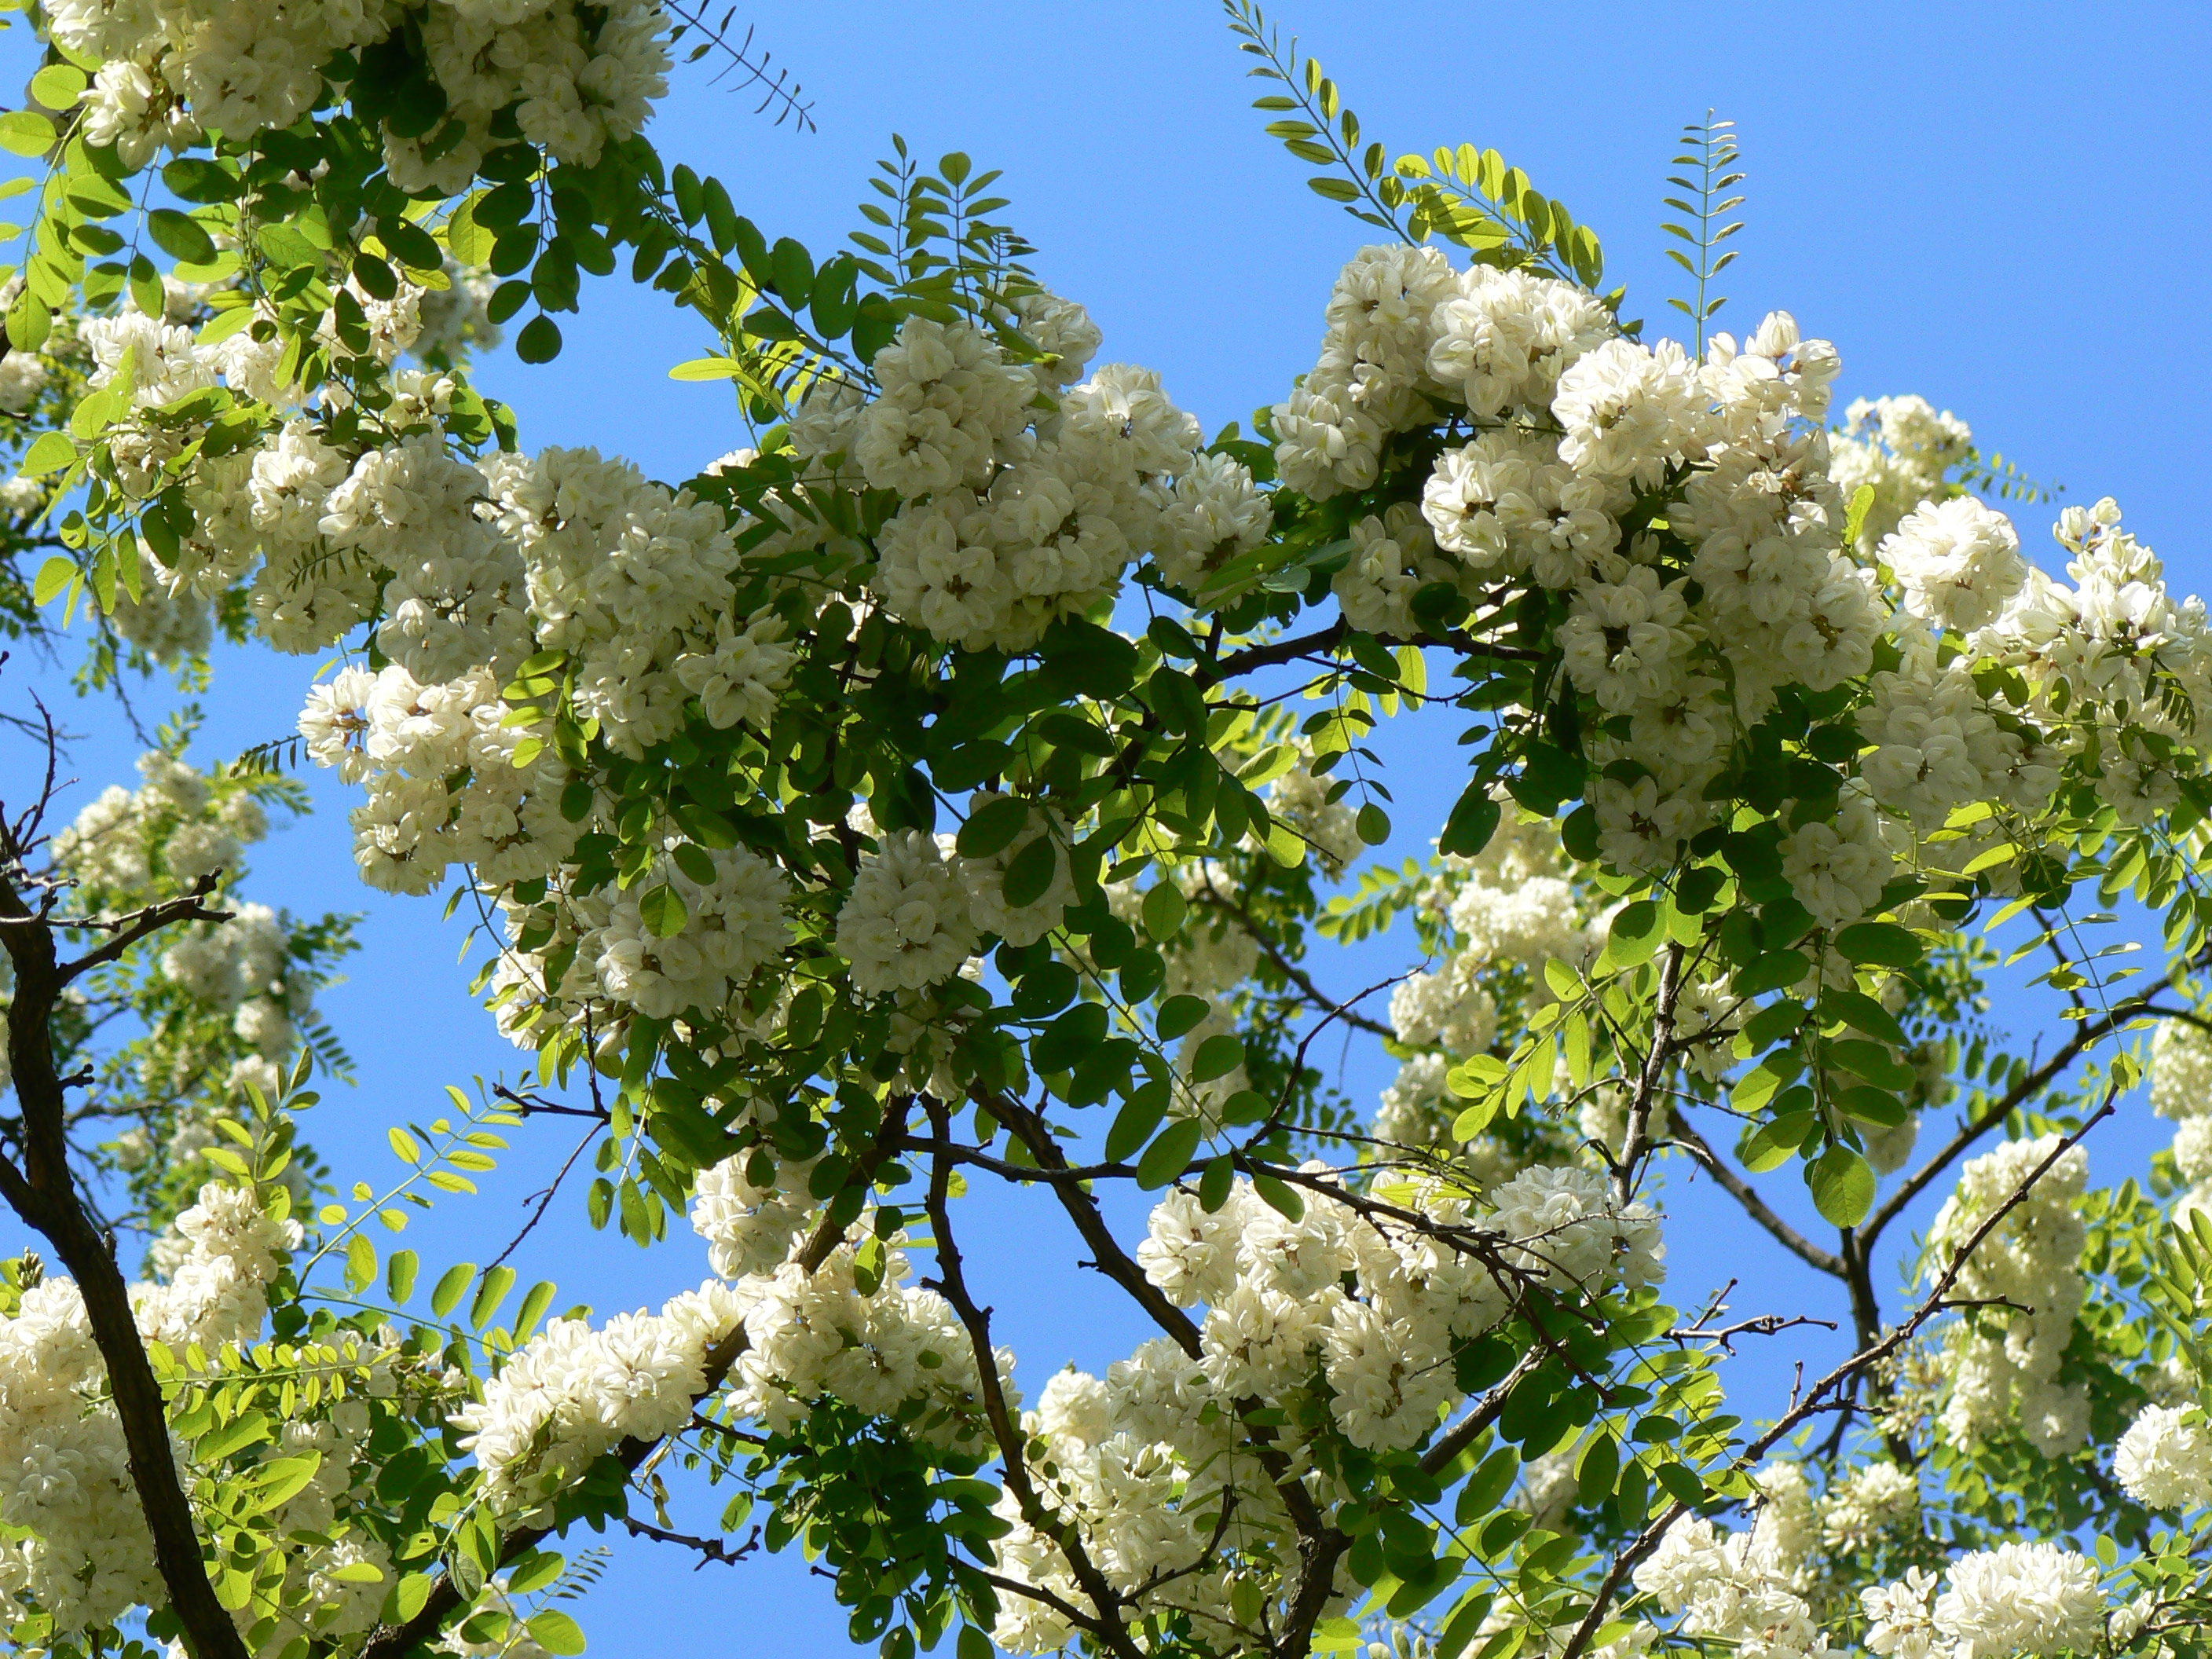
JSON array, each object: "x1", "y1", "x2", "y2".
[
  {"x1": 1151, "y1": 1166, "x2": 1658, "y2": 1445},
  {"x1": 1924, "y1": 1133, "x2": 2089, "y2": 1456},
  {"x1": 1635, "y1": 1502, "x2": 1838, "y2": 1659},
  {"x1": 51, "y1": 750, "x2": 269, "y2": 898},
  {"x1": 452, "y1": 1281, "x2": 747, "y2": 1515},
  {"x1": 0, "y1": 1278, "x2": 161, "y2": 1632},
  {"x1": 852, "y1": 314, "x2": 1264, "y2": 651},
  {"x1": 2151, "y1": 1017, "x2": 2212, "y2": 1206},
  {"x1": 131, "y1": 1181, "x2": 302, "y2": 1353},
  {"x1": 1372, "y1": 808, "x2": 1600, "y2": 1164},
  {"x1": 1265, "y1": 749, "x2": 1364, "y2": 877},
  {"x1": 723, "y1": 1235, "x2": 1010, "y2": 1450},
  {"x1": 1277, "y1": 257, "x2": 1870, "y2": 844},
  {"x1": 1877, "y1": 498, "x2": 2212, "y2": 840},
  {"x1": 2115, "y1": 1402, "x2": 2212, "y2": 1511},
  {"x1": 0, "y1": 1183, "x2": 302, "y2": 1635},
  {"x1": 51, "y1": 0, "x2": 668, "y2": 182},
  {"x1": 0, "y1": 350, "x2": 49, "y2": 414},
  {"x1": 287, "y1": 437, "x2": 756, "y2": 880},
  {"x1": 1817, "y1": 1459, "x2": 1921, "y2": 1554},
  {"x1": 1862, "y1": 1544, "x2": 2105, "y2": 1659},
  {"x1": 1283, "y1": 250, "x2": 2212, "y2": 971},
  {"x1": 159, "y1": 902, "x2": 301, "y2": 1057},
  {"x1": 300, "y1": 662, "x2": 579, "y2": 896},
  {"x1": 835, "y1": 797, "x2": 1082, "y2": 1000},
  {"x1": 1829, "y1": 395, "x2": 1973, "y2": 556},
  {"x1": 467, "y1": 1152, "x2": 1014, "y2": 1520},
  {"x1": 988, "y1": 1163, "x2": 1657, "y2": 1654}
]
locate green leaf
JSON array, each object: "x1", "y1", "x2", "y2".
[
  {"x1": 1000, "y1": 836, "x2": 1058, "y2": 909},
  {"x1": 1355, "y1": 802, "x2": 1390, "y2": 845},
  {"x1": 446, "y1": 194, "x2": 496, "y2": 266},
  {"x1": 128, "y1": 254, "x2": 165, "y2": 321},
  {"x1": 1652, "y1": 1461, "x2": 1705, "y2": 1507},
  {"x1": 1440, "y1": 782, "x2": 1501, "y2": 858},
  {"x1": 1606, "y1": 900, "x2": 1661, "y2": 968},
  {"x1": 1156, "y1": 994, "x2": 1210, "y2": 1040},
  {"x1": 0, "y1": 110, "x2": 55, "y2": 156},
  {"x1": 1577, "y1": 1433, "x2": 1621, "y2": 1506},
  {"x1": 1252, "y1": 1171, "x2": 1304, "y2": 1219},
  {"x1": 1825, "y1": 1038, "x2": 1916, "y2": 1092},
  {"x1": 958, "y1": 795, "x2": 1030, "y2": 858},
  {"x1": 1199, "y1": 1154, "x2": 1234, "y2": 1212},
  {"x1": 506, "y1": 1551, "x2": 566, "y2": 1596},
  {"x1": 1136, "y1": 1116, "x2": 1204, "y2": 1189},
  {"x1": 514, "y1": 1280, "x2": 557, "y2": 1339},
  {"x1": 387, "y1": 1249, "x2": 419, "y2": 1305},
  {"x1": 701, "y1": 178, "x2": 740, "y2": 257},
  {"x1": 1823, "y1": 988, "x2": 1907, "y2": 1047},
  {"x1": 23, "y1": 431, "x2": 75, "y2": 478},
  {"x1": 345, "y1": 1233, "x2": 377, "y2": 1294},
  {"x1": 251, "y1": 1453, "x2": 322, "y2": 1512},
  {"x1": 1106, "y1": 1083, "x2": 1170, "y2": 1163},
  {"x1": 162, "y1": 157, "x2": 240, "y2": 204},
  {"x1": 1190, "y1": 1034, "x2": 1244, "y2": 1083},
  {"x1": 768, "y1": 236, "x2": 814, "y2": 304},
  {"x1": 638, "y1": 884, "x2": 687, "y2": 939},
  {"x1": 254, "y1": 222, "x2": 321, "y2": 270},
  {"x1": 1142, "y1": 881, "x2": 1188, "y2": 942},
  {"x1": 1740, "y1": 1110, "x2": 1815, "y2": 1174},
  {"x1": 1456, "y1": 1445, "x2": 1519, "y2": 1524},
  {"x1": 430, "y1": 1263, "x2": 476, "y2": 1320},
  {"x1": 1732, "y1": 949, "x2": 1811, "y2": 998},
  {"x1": 528, "y1": 1612, "x2": 587, "y2": 1657},
  {"x1": 516, "y1": 315, "x2": 563, "y2": 364},
  {"x1": 1807, "y1": 1145, "x2": 1875, "y2": 1229},
  {"x1": 28, "y1": 64, "x2": 86, "y2": 108},
  {"x1": 145, "y1": 208, "x2": 217, "y2": 265},
  {"x1": 668, "y1": 356, "x2": 743, "y2": 381},
  {"x1": 471, "y1": 1265, "x2": 518, "y2": 1328},
  {"x1": 1834, "y1": 922, "x2": 1921, "y2": 969},
  {"x1": 1310, "y1": 1619, "x2": 1364, "y2": 1654},
  {"x1": 396, "y1": 1574, "x2": 434, "y2": 1621},
  {"x1": 32, "y1": 555, "x2": 76, "y2": 606},
  {"x1": 1844, "y1": 483, "x2": 1877, "y2": 548},
  {"x1": 196, "y1": 1410, "x2": 273, "y2": 1462}
]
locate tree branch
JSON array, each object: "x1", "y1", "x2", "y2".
[
  {"x1": 918, "y1": 1100, "x2": 1144, "y2": 1659},
  {"x1": 0, "y1": 864, "x2": 251, "y2": 1659},
  {"x1": 1184, "y1": 882, "x2": 1393, "y2": 1038},
  {"x1": 982, "y1": 1090, "x2": 1352, "y2": 1659},
  {"x1": 1613, "y1": 942, "x2": 1683, "y2": 1207},
  {"x1": 1862, "y1": 995, "x2": 2172, "y2": 1246},
  {"x1": 359, "y1": 1107, "x2": 914, "y2": 1659},
  {"x1": 1554, "y1": 1089, "x2": 2119, "y2": 1659},
  {"x1": 1664, "y1": 1114, "x2": 1844, "y2": 1276}
]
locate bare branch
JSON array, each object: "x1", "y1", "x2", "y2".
[
  {"x1": 918, "y1": 1099, "x2": 1144, "y2": 1659},
  {"x1": 619, "y1": 1515, "x2": 759, "y2": 1569},
  {"x1": 1665, "y1": 1114, "x2": 1845, "y2": 1276},
  {"x1": 1555, "y1": 1089, "x2": 2120, "y2": 1659}
]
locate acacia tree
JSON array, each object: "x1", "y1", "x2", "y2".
[{"x1": 7, "y1": 9, "x2": 2212, "y2": 1659}]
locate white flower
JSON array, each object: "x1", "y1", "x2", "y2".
[
  {"x1": 2115, "y1": 1403, "x2": 2212, "y2": 1510},
  {"x1": 836, "y1": 830, "x2": 978, "y2": 995},
  {"x1": 1932, "y1": 1542, "x2": 2104, "y2": 1659},
  {"x1": 1882, "y1": 496, "x2": 2027, "y2": 633},
  {"x1": 673, "y1": 609, "x2": 795, "y2": 731}
]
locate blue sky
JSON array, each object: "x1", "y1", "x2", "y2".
[{"x1": 8, "y1": 3, "x2": 2212, "y2": 1653}]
